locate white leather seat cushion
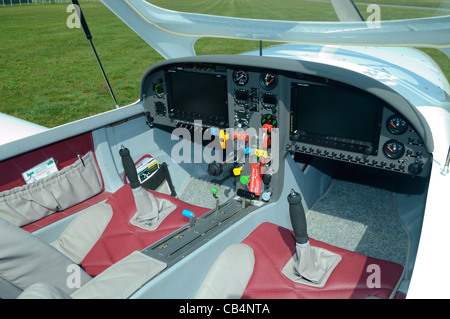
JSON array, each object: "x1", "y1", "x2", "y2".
[{"x1": 195, "y1": 244, "x2": 255, "y2": 299}]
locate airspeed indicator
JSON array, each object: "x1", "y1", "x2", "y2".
[{"x1": 233, "y1": 69, "x2": 249, "y2": 86}]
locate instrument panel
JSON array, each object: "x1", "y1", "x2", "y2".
[{"x1": 141, "y1": 56, "x2": 431, "y2": 178}]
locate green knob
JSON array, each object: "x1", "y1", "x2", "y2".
[
  {"x1": 240, "y1": 175, "x2": 250, "y2": 185},
  {"x1": 211, "y1": 187, "x2": 218, "y2": 195}
]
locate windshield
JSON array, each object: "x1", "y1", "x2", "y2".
[
  {"x1": 148, "y1": 0, "x2": 450, "y2": 21},
  {"x1": 147, "y1": 0, "x2": 449, "y2": 81}
]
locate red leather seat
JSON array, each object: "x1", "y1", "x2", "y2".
[
  {"x1": 80, "y1": 184, "x2": 210, "y2": 276},
  {"x1": 241, "y1": 222, "x2": 404, "y2": 299}
]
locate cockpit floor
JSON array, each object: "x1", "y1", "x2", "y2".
[
  {"x1": 178, "y1": 165, "x2": 236, "y2": 209},
  {"x1": 306, "y1": 178, "x2": 408, "y2": 266}
]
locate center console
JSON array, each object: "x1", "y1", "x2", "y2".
[{"x1": 142, "y1": 61, "x2": 289, "y2": 204}]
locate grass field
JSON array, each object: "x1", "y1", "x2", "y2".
[{"x1": 0, "y1": 1, "x2": 449, "y2": 128}]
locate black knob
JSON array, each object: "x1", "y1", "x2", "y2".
[
  {"x1": 207, "y1": 161, "x2": 223, "y2": 176},
  {"x1": 154, "y1": 101, "x2": 166, "y2": 116},
  {"x1": 262, "y1": 174, "x2": 272, "y2": 185},
  {"x1": 408, "y1": 160, "x2": 423, "y2": 175},
  {"x1": 237, "y1": 188, "x2": 257, "y2": 200},
  {"x1": 287, "y1": 189, "x2": 308, "y2": 245}
]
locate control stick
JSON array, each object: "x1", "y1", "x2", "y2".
[
  {"x1": 119, "y1": 145, "x2": 140, "y2": 189},
  {"x1": 285, "y1": 188, "x2": 341, "y2": 286},
  {"x1": 287, "y1": 189, "x2": 308, "y2": 245},
  {"x1": 119, "y1": 145, "x2": 159, "y2": 228}
]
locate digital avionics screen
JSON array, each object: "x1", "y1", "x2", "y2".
[
  {"x1": 292, "y1": 84, "x2": 380, "y2": 143},
  {"x1": 168, "y1": 71, "x2": 228, "y2": 120}
]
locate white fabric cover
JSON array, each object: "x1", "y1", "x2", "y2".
[
  {"x1": 0, "y1": 217, "x2": 91, "y2": 295},
  {"x1": 51, "y1": 203, "x2": 113, "y2": 263},
  {"x1": 0, "y1": 151, "x2": 103, "y2": 227},
  {"x1": 71, "y1": 251, "x2": 167, "y2": 299},
  {"x1": 282, "y1": 241, "x2": 342, "y2": 288},
  {"x1": 18, "y1": 252, "x2": 167, "y2": 299},
  {"x1": 18, "y1": 282, "x2": 72, "y2": 299},
  {"x1": 130, "y1": 186, "x2": 176, "y2": 231},
  {"x1": 195, "y1": 244, "x2": 255, "y2": 299}
]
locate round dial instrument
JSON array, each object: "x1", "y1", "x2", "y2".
[
  {"x1": 386, "y1": 115, "x2": 408, "y2": 135},
  {"x1": 233, "y1": 69, "x2": 249, "y2": 86},
  {"x1": 383, "y1": 139, "x2": 405, "y2": 159},
  {"x1": 261, "y1": 114, "x2": 277, "y2": 127},
  {"x1": 153, "y1": 82, "x2": 165, "y2": 98},
  {"x1": 154, "y1": 101, "x2": 166, "y2": 116},
  {"x1": 261, "y1": 72, "x2": 277, "y2": 89}
]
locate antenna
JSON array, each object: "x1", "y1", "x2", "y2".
[
  {"x1": 72, "y1": 0, "x2": 119, "y2": 109},
  {"x1": 259, "y1": 40, "x2": 263, "y2": 56}
]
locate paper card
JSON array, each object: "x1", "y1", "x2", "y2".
[{"x1": 22, "y1": 158, "x2": 58, "y2": 184}]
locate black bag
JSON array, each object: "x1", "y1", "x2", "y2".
[{"x1": 140, "y1": 162, "x2": 177, "y2": 197}]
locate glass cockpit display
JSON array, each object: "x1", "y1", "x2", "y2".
[
  {"x1": 167, "y1": 71, "x2": 228, "y2": 127},
  {"x1": 290, "y1": 83, "x2": 382, "y2": 155}
]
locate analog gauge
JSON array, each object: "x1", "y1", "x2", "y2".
[
  {"x1": 154, "y1": 101, "x2": 166, "y2": 116},
  {"x1": 386, "y1": 115, "x2": 408, "y2": 135},
  {"x1": 383, "y1": 139, "x2": 405, "y2": 159},
  {"x1": 233, "y1": 69, "x2": 249, "y2": 86},
  {"x1": 261, "y1": 114, "x2": 277, "y2": 127},
  {"x1": 261, "y1": 72, "x2": 277, "y2": 89},
  {"x1": 153, "y1": 82, "x2": 165, "y2": 98}
]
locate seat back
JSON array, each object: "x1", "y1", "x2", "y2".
[{"x1": 0, "y1": 217, "x2": 91, "y2": 298}]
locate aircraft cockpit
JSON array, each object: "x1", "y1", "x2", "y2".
[
  {"x1": 0, "y1": 50, "x2": 439, "y2": 301},
  {"x1": 127, "y1": 55, "x2": 433, "y2": 298}
]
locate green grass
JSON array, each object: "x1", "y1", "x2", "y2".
[
  {"x1": 0, "y1": 3, "x2": 161, "y2": 127},
  {"x1": 0, "y1": 1, "x2": 448, "y2": 128}
]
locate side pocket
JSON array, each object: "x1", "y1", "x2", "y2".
[{"x1": 0, "y1": 151, "x2": 103, "y2": 227}]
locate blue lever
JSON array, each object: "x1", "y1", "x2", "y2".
[{"x1": 182, "y1": 209, "x2": 196, "y2": 228}]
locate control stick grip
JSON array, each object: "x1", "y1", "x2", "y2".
[
  {"x1": 287, "y1": 189, "x2": 308, "y2": 245},
  {"x1": 119, "y1": 146, "x2": 140, "y2": 189}
]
